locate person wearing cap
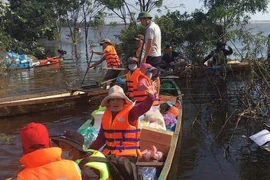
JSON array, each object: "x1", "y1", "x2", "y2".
[
  {"x1": 89, "y1": 83, "x2": 157, "y2": 159},
  {"x1": 137, "y1": 11, "x2": 162, "y2": 92},
  {"x1": 202, "y1": 41, "x2": 233, "y2": 67},
  {"x1": 134, "y1": 34, "x2": 145, "y2": 63},
  {"x1": 89, "y1": 38, "x2": 122, "y2": 86},
  {"x1": 52, "y1": 130, "x2": 110, "y2": 180},
  {"x1": 161, "y1": 45, "x2": 188, "y2": 72},
  {"x1": 14, "y1": 122, "x2": 82, "y2": 180}
]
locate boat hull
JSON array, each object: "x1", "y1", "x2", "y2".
[{"x1": 0, "y1": 89, "x2": 108, "y2": 118}]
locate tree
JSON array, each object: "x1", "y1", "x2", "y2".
[{"x1": 202, "y1": 0, "x2": 268, "y2": 36}]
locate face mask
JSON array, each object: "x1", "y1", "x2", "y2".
[
  {"x1": 61, "y1": 150, "x2": 70, "y2": 159},
  {"x1": 146, "y1": 72, "x2": 153, "y2": 79},
  {"x1": 128, "y1": 64, "x2": 137, "y2": 71}
]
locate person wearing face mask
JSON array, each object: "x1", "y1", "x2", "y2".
[
  {"x1": 52, "y1": 130, "x2": 110, "y2": 180},
  {"x1": 89, "y1": 84, "x2": 157, "y2": 159},
  {"x1": 125, "y1": 57, "x2": 143, "y2": 100},
  {"x1": 134, "y1": 63, "x2": 160, "y2": 106},
  {"x1": 9, "y1": 122, "x2": 82, "y2": 180}
]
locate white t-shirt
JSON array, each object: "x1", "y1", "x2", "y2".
[{"x1": 145, "y1": 21, "x2": 161, "y2": 57}]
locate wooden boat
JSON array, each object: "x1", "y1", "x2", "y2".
[
  {"x1": 33, "y1": 56, "x2": 61, "y2": 67},
  {"x1": 0, "y1": 86, "x2": 108, "y2": 118},
  {"x1": 78, "y1": 78, "x2": 183, "y2": 180},
  {"x1": 174, "y1": 61, "x2": 251, "y2": 77},
  {"x1": 137, "y1": 78, "x2": 182, "y2": 180}
]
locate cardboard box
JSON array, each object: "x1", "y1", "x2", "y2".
[{"x1": 140, "y1": 126, "x2": 173, "y2": 156}]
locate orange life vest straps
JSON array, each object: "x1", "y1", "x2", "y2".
[
  {"x1": 105, "y1": 54, "x2": 121, "y2": 68},
  {"x1": 126, "y1": 69, "x2": 141, "y2": 100}
]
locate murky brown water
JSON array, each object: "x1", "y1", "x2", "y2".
[{"x1": 1, "y1": 28, "x2": 270, "y2": 179}]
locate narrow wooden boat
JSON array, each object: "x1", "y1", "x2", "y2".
[
  {"x1": 78, "y1": 78, "x2": 182, "y2": 180},
  {"x1": 174, "y1": 61, "x2": 251, "y2": 77},
  {"x1": 33, "y1": 56, "x2": 61, "y2": 67},
  {"x1": 137, "y1": 78, "x2": 182, "y2": 180},
  {"x1": 0, "y1": 87, "x2": 108, "y2": 118}
]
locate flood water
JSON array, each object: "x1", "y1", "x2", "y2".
[{"x1": 1, "y1": 27, "x2": 270, "y2": 179}]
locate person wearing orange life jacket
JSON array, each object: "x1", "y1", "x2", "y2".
[
  {"x1": 125, "y1": 57, "x2": 143, "y2": 100},
  {"x1": 89, "y1": 38, "x2": 122, "y2": 85},
  {"x1": 89, "y1": 84, "x2": 158, "y2": 160},
  {"x1": 133, "y1": 63, "x2": 160, "y2": 106},
  {"x1": 11, "y1": 122, "x2": 82, "y2": 180},
  {"x1": 134, "y1": 34, "x2": 145, "y2": 64},
  {"x1": 52, "y1": 130, "x2": 110, "y2": 180}
]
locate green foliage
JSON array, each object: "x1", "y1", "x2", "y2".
[
  {"x1": 203, "y1": 0, "x2": 268, "y2": 32},
  {"x1": 155, "y1": 10, "x2": 223, "y2": 62},
  {"x1": 116, "y1": 24, "x2": 144, "y2": 60},
  {"x1": 0, "y1": 133, "x2": 14, "y2": 145}
]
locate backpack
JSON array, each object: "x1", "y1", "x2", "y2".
[{"x1": 78, "y1": 156, "x2": 142, "y2": 180}]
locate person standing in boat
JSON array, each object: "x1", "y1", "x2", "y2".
[
  {"x1": 137, "y1": 11, "x2": 162, "y2": 93},
  {"x1": 52, "y1": 130, "x2": 110, "y2": 180},
  {"x1": 134, "y1": 34, "x2": 145, "y2": 64},
  {"x1": 89, "y1": 38, "x2": 122, "y2": 87},
  {"x1": 89, "y1": 83, "x2": 157, "y2": 160},
  {"x1": 11, "y1": 122, "x2": 82, "y2": 180},
  {"x1": 202, "y1": 41, "x2": 233, "y2": 67}
]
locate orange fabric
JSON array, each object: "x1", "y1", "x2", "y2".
[
  {"x1": 101, "y1": 105, "x2": 141, "y2": 157},
  {"x1": 125, "y1": 68, "x2": 142, "y2": 100},
  {"x1": 18, "y1": 147, "x2": 81, "y2": 180},
  {"x1": 104, "y1": 45, "x2": 121, "y2": 68}
]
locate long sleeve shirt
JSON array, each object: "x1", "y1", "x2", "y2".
[{"x1": 89, "y1": 95, "x2": 154, "y2": 150}]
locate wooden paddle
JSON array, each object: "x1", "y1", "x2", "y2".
[
  {"x1": 98, "y1": 74, "x2": 126, "y2": 86},
  {"x1": 80, "y1": 52, "x2": 94, "y2": 86}
]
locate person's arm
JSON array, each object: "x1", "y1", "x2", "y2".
[
  {"x1": 89, "y1": 127, "x2": 106, "y2": 150},
  {"x1": 224, "y1": 46, "x2": 233, "y2": 56},
  {"x1": 89, "y1": 56, "x2": 106, "y2": 68},
  {"x1": 92, "y1": 49, "x2": 104, "y2": 56},
  {"x1": 142, "y1": 39, "x2": 152, "y2": 63},
  {"x1": 203, "y1": 51, "x2": 214, "y2": 63},
  {"x1": 128, "y1": 82, "x2": 157, "y2": 125}
]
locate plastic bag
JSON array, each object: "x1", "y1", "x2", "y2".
[
  {"x1": 142, "y1": 167, "x2": 157, "y2": 180},
  {"x1": 77, "y1": 119, "x2": 98, "y2": 147}
]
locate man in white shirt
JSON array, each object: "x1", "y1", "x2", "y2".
[{"x1": 137, "y1": 11, "x2": 162, "y2": 91}]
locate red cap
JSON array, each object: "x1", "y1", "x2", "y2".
[{"x1": 20, "y1": 122, "x2": 50, "y2": 154}]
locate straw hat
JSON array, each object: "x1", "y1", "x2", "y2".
[
  {"x1": 51, "y1": 130, "x2": 85, "y2": 152},
  {"x1": 101, "y1": 85, "x2": 132, "y2": 107}
]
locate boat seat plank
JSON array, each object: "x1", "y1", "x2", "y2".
[{"x1": 136, "y1": 161, "x2": 164, "y2": 167}]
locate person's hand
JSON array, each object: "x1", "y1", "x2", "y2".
[
  {"x1": 88, "y1": 64, "x2": 96, "y2": 69},
  {"x1": 146, "y1": 81, "x2": 157, "y2": 98},
  {"x1": 92, "y1": 50, "x2": 95, "y2": 54}
]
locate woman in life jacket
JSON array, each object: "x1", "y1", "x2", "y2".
[{"x1": 89, "y1": 83, "x2": 158, "y2": 161}]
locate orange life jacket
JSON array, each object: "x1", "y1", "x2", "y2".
[
  {"x1": 101, "y1": 105, "x2": 142, "y2": 157},
  {"x1": 104, "y1": 45, "x2": 121, "y2": 68},
  {"x1": 126, "y1": 68, "x2": 141, "y2": 100},
  {"x1": 132, "y1": 74, "x2": 160, "y2": 106},
  {"x1": 18, "y1": 147, "x2": 81, "y2": 180}
]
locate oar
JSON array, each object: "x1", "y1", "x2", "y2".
[
  {"x1": 80, "y1": 52, "x2": 94, "y2": 86},
  {"x1": 98, "y1": 74, "x2": 126, "y2": 86}
]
